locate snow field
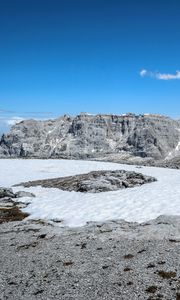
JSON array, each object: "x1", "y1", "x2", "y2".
[{"x1": 1, "y1": 159, "x2": 180, "y2": 227}]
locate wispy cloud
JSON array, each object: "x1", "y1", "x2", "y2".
[
  {"x1": 0, "y1": 108, "x2": 15, "y2": 113},
  {"x1": 0, "y1": 116, "x2": 24, "y2": 134},
  {"x1": 140, "y1": 69, "x2": 180, "y2": 80},
  {"x1": 0, "y1": 109, "x2": 56, "y2": 134},
  {"x1": 0, "y1": 108, "x2": 53, "y2": 117},
  {"x1": 5, "y1": 116, "x2": 24, "y2": 126}
]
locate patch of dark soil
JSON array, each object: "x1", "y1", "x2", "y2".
[
  {"x1": 147, "y1": 263, "x2": 156, "y2": 269},
  {"x1": 127, "y1": 282, "x2": 133, "y2": 286},
  {"x1": 137, "y1": 249, "x2": 146, "y2": 254},
  {"x1": 38, "y1": 233, "x2": 47, "y2": 239},
  {"x1": 0, "y1": 207, "x2": 29, "y2": 224},
  {"x1": 157, "y1": 270, "x2": 176, "y2": 279},
  {"x1": 146, "y1": 286, "x2": 158, "y2": 293},
  {"x1": 124, "y1": 254, "x2": 134, "y2": 259},
  {"x1": 157, "y1": 261, "x2": 166, "y2": 265},
  {"x1": 81, "y1": 242, "x2": 87, "y2": 249},
  {"x1": 169, "y1": 239, "x2": 180, "y2": 243},
  {"x1": 102, "y1": 265, "x2": 109, "y2": 269},
  {"x1": 176, "y1": 293, "x2": 180, "y2": 300},
  {"x1": 63, "y1": 261, "x2": 74, "y2": 267},
  {"x1": 33, "y1": 289, "x2": 44, "y2": 295},
  {"x1": 124, "y1": 267, "x2": 132, "y2": 272}
]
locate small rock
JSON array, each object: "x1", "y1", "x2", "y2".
[
  {"x1": 0, "y1": 187, "x2": 15, "y2": 199},
  {"x1": 15, "y1": 191, "x2": 35, "y2": 198}
]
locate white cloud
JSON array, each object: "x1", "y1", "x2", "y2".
[
  {"x1": 140, "y1": 69, "x2": 148, "y2": 77},
  {"x1": 0, "y1": 116, "x2": 25, "y2": 134},
  {"x1": 5, "y1": 116, "x2": 24, "y2": 126},
  {"x1": 140, "y1": 69, "x2": 180, "y2": 80},
  {"x1": 156, "y1": 71, "x2": 180, "y2": 80}
]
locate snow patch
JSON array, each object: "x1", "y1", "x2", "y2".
[
  {"x1": 166, "y1": 140, "x2": 180, "y2": 159},
  {"x1": 175, "y1": 142, "x2": 180, "y2": 151}
]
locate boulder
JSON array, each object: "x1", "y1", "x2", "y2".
[{"x1": 0, "y1": 187, "x2": 15, "y2": 199}]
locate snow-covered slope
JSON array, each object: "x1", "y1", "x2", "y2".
[{"x1": 1, "y1": 159, "x2": 180, "y2": 227}]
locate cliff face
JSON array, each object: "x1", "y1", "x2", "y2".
[{"x1": 0, "y1": 113, "x2": 180, "y2": 161}]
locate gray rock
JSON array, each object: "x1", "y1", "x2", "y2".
[
  {"x1": 0, "y1": 187, "x2": 35, "y2": 201},
  {"x1": 1, "y1": 113, "x2": 180, "y2": 165},
  {"x1": 14, "y1": 170, "x2": 156, "y2": 193},
  {"x1": 0, "y1": 187, "x2": 35, "y2": 213},
  {"x1": 0, "y1": 187, "x2": 15, "y2": 199},
  {"x1": 15, "y1": 191, "x2": 35, "y2": 198},
  {"x1": 0, "y1": 197, "x2": 15, "y2": 208}
]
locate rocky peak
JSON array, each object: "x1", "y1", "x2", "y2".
[{"x1": 0, "y1": 113, "x2": 180, "y2": 162}]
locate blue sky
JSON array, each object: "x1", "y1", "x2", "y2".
[{"x1": 0, "y1": 0, "x2": 180, "y2": 132}]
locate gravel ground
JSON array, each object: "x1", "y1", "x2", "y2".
[{"x1": 0, "y1": 215, "x2": 180, "y2": 300}]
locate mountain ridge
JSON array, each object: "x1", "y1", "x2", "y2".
[{"x1": 0, "y1": 112, "x2": 180, "y2": 167}]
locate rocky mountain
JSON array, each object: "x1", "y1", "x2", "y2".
[{"x1": 0, "y1": 113, "x2": 180, "y2": 165}]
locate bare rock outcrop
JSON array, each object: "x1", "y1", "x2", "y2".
[
  {"x1": 0, "y1": 187, "x2": 35, "y2": 200},
  {"x1": 15, "y1": 170, "x2": 156, "y2": 193},
  {"x1": 0, "y1": 113, "x2": 180, "y2": 164}
]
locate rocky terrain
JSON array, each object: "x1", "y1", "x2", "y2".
[
  {"x1": 0, "y1": 113, "x2": 180, "y2": 167},
  {"x1": 1, "y1": 113, "x2": 180, "y2": 299},
  {"x1": 0, "y1": 187, "x2": 35, "y2": 224},
  {"x1": 0, "y1": 215, "x2": 180, "y2": 300},
  {"x1": 15, "y1": 170, "x2": 156, "y2": 193}
]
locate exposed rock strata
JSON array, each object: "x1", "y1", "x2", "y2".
[
  {"x1": 15, "y1": 170, "x2": 156, "y2": 193},
  {"x1": 1, "y1": 113, "x2": 180, "y2": 165}
]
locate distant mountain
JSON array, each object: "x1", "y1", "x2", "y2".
[{"x1": 0, "y1": 113, "x2": 180, "y2": 167}]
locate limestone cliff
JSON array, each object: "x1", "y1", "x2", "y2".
[{"x1": 0, "y1": 113, "x2": 180, "y2": 162}]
